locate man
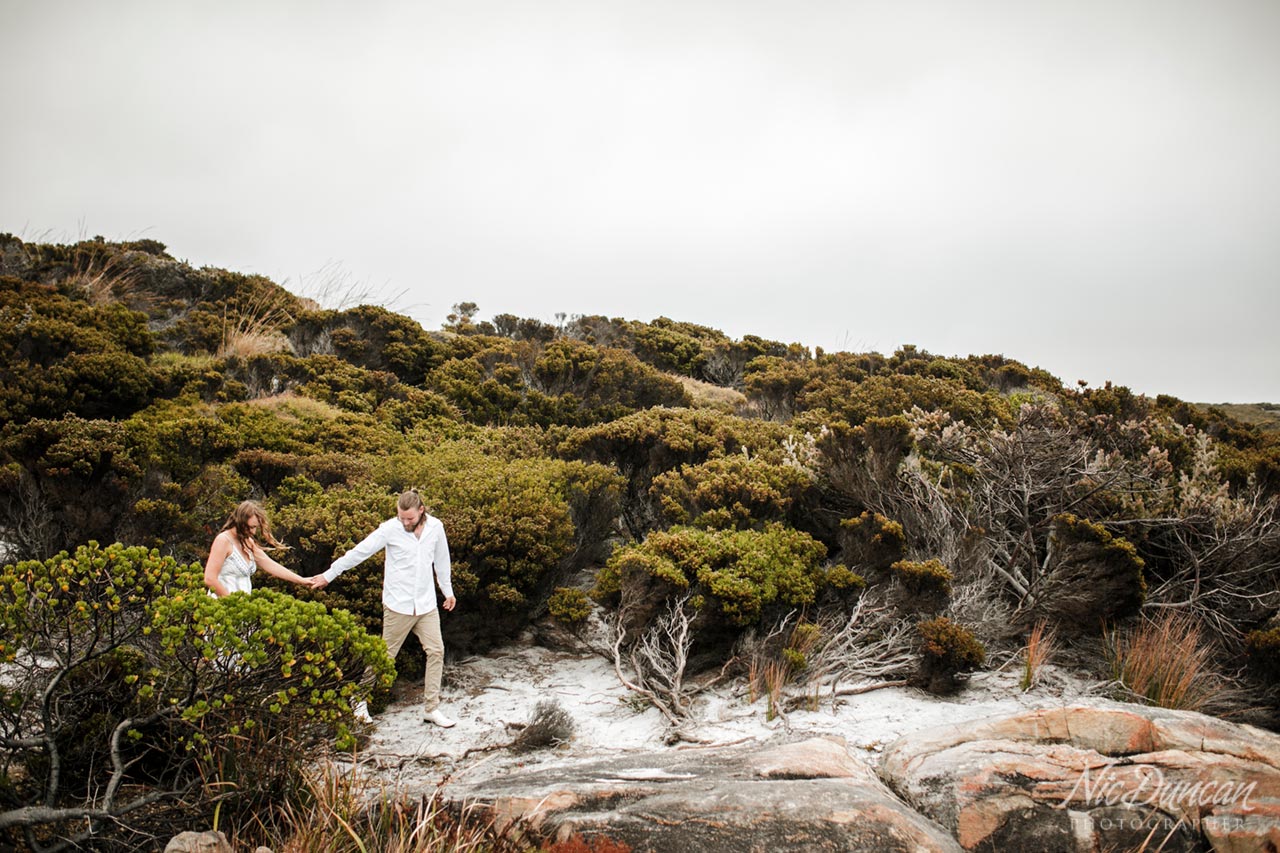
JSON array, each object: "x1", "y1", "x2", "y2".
[{"x1": 310, "y1": 489, "x2": 458, "y2": 727}]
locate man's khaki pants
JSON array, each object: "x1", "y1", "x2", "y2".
[{"x1": 383, "y1": 607, "x2": 445, "y2": 712}]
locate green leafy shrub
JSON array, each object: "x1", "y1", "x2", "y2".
[
  {"x1": 650, "y1": 454, "x2": 812, "y2": 530},
  {"x1": 799, "y1": 371, "x2": 1012, "y2": 428},
  {"x1": 0, "y1": 284, "x2": 158, "y2": 423},
  {"x1": 269, "y1": 480, "x2": 393, "y2": 633},
  {"x1": 0, "y1": 416, "x2": 144, "y2": 558},
  {"x1": 629, "y1": 317, "x2": 720, "y2": 377},
  {"x1": 377, "y1": 442, "x2": 622, "y2": 649},
  {"x1": 823, "y1": 564, "x2": 866, "y2": 593},
  {"x1": 0, "y1": 543, "x2": 390, "y2": 850},
  {"x1": 548, "y1": 587, "x2": 592, "y2": 626},
  {"x1": 595, "y1": 523, "x2": 828, "y2": 631},
  {"x1": 289, "y1": 304, "x2": 443, "y2": 382},
  {"x1": 427, "y1": 336, "x2": 688, "y2": 427},
  {"x1": 839, "y1": 511, "x2": 907, "y2": 573},
  {"x1": 915, "y1": 617, "x2": 986, "y2": 695},
  {"x1": 563, "y1": 407, "x2": 791, "y2": 537},
  {"x1": 152, "y1": 589, "x2": 394, "y2": 803},
  {"x1": 531, "y1": 337, "x2": 689, "y2": 422},
  {"x1": 890, "y1": 558, "x2": 953, "y2": 605}
]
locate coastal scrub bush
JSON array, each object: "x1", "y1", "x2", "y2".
[
  {"x1": 594, "y1": 523, "x2": 828, "y2": 632},
  {"x1": 378, "y1": 442, "x2": 622, "y2": 649},
  {"x1": 890, "y1": 558, "x2": 953, "y2": 612},
  {"x1": 798, "y1": 373, "x2": 1010, "y2": 428},
  {"x1": 563, "y1": 407, "x2": 791, "y2": 537},
  {"x1": 915, "y1": 616, "x2": 986, "y2": 695},
  {"x1": 839, "y1": 511, "x2": 907, "y2": 574},
  {"x1": 548, "y1": 587, "x2": 592, "y2": 627},
  {"x1": 0, "y1": 416, "x2": 144, "y2": 558},
  {"x1": 530, "y1": 337, "x2": 689, "y2": 422},
  {"x1": 649, "y1": 454, "x2": 812, "y2": 530},
  {"x1": 629, "y1": 316, "x2": 721, "y2": 377},
  {"x1": 0, "y1": 543, "x2": 390, "y2": 851},
  {"x1": 743, "y1": 355, "x2": 815, "y2": 421},
  {"x1": 289, "y1": 304, "x2": 443, "y2": 382},
  {"x1": 1033, "y1": 514, "x2": 1145, "y2": 632}
]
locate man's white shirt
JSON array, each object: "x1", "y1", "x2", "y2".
[{"x1": 321, "y1": 515, "x2": 454, "y2": 615}]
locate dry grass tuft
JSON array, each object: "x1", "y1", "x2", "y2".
[
  {"x1": 263, "y1": 761, "x2": 524, "y2": 853},
  {"x1": 64, "y1": 253, "x2": 144, "y2": 308},
  {"x1": 1020, "y1": 619, "x2": 1057, "y2": 692},
  {"x1": 219, "y1": 287, "x2": 296, "y2": 359},
  {"x1": 511, "y1": 699, "x2": 576, "y2": 753},
  {"x1": 677, "y1": 375, "x2": 747, "y2": 410},
  {"x1": 1105, "y1": 610, "x2": 1224, "y2": 712},
  {"x1": 246, "y1": 392, "x2": 344, "y2": 421},
  {"x1": 287, "y1": 259, "x2": 414, "y2": 314}
]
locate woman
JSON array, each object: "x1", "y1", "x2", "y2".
[{"x1": 204, "y1": 500, "x2": 310, "y2": 597}]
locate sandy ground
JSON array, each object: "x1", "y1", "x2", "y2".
[{"x1": 351, "y1": 635, "x2": 1114, "y2": 793}]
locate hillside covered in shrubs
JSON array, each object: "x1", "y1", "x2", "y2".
[{"x1": 3, "y1": 233, "x2": 1280, "y2": 850}]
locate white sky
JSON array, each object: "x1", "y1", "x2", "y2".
[{"x1": 3, "y1": 0, "x2": 1278, "y2": 402}]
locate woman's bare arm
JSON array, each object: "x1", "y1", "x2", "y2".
[
  {"x1": 253, "y1": 543, "x2": 309, "y2": 586},
  {"x1": 203, "y1": 533, "x2": 232, "y2": 597}
]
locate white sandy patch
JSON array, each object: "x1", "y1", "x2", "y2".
[{"x1": 353, "y1": 641, "x2": 1115, "y2": 792}]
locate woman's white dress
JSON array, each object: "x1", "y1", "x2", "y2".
[{"x1": 215, "y1": 538, "x2": 256, "y2": 595}]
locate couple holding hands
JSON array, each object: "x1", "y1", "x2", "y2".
[{"x1": 203, "y1": 490, "x2": 458, "y2": 728}]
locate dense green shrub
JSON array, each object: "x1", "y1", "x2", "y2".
[
  {"x1": 427, "y1": 336, "x2": 687, "y2": 427},
  {"x1": 0, "y1": 416, "x2": 144, "y2": 558},
  {"x1": 289, "y1": 304, "x2": 444, "y2": 381},
  {"x1": 548, "y1": 587, "x2": 593, "y2": 627},
  {"x1": 268, "y1": 442, "x2": 621, "y2": 651},
  {"x1": 268, "y1": 480, "x2": 392, "y2": 631},
  {"x1": 916, "y1": 617, "x2": 986, "y2": 695},
  {"x1": 650, "y1": 454, "x2": 812, "y2": 530},
  {"x1": 891, "y1": 558, "x2": 953, "y2": 601},
  {"x1": 0, "y1": 543, "x2": 390, "y2": 850},
  {"x1": 743, "y1": 355, "x2": 817, "y2": 420},
  {"x1": 152, "y1": 589, "x2": 394, "y2": 801},
  {"x1": 839, "y1": 511, "x2": 907, "y2": 574},
  {"x1": 562, "y1": 407, "x2": 791, "y2": 536},
  {"x1": 595, "y1": 523, "x2": 829, "y2": 630},
  {"x1": 0, "y1": 277, "x2": 159, "y2": 423},
  {"x1": 492, "y1": 312, "x2": 558, "y2": 343},
  {"x1": 800, "y1": 373, "x2": 1011, "y2": 428},
  {"x1": 531, "y1": 337, "x2": 689, "y2": 422},
  {"x1": 630, "y1": 317, "x2": 720, "y2": 377}
]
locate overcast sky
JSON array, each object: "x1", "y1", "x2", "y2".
[{"x1": 3, "y1": 0, "x2": 1278, "y2": 402}]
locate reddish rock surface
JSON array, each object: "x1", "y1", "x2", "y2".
[{"x1": 880, "y1": 704, "x2": 1280, "y2": 852}]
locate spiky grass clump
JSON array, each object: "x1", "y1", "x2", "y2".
[
  {"x1": 1020, "y1": 619, "x2": 1057, "y2": 692},
  {"x1": 1105, "y1": 610, "x2": 1222, "y2": 712},
  {"x1": 511, "y1": 699, "x2": 576, "y2": 753}
]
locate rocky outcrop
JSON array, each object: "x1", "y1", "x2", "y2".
[
  {"x1": 447, "y1": 735, "x2": 962, "y2": 852},
  {"x1": 162, "y1": 831, "x2": 232, "y2": 853},
  {"x1": 163, "y1": 831, "x2": 271, "y2": 853},
  {"x1": 880, "y1": 704, "x2": 1280, "y2": 852}
]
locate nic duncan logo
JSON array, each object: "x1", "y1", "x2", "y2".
[{"x1": 1059, "y1": 761, "x2": 1257, "y2": 812}]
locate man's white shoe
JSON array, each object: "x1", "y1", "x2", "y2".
[
  {"x1": 353, "y1": 701, "x2": 373, "y2": 723},
  {"x1": 423, "y1": 708, "x2": 456, "y2": 728}
]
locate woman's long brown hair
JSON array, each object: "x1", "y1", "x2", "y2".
[{"x1": 220, "y1": 500, "x2": 285, "y2": 554}]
